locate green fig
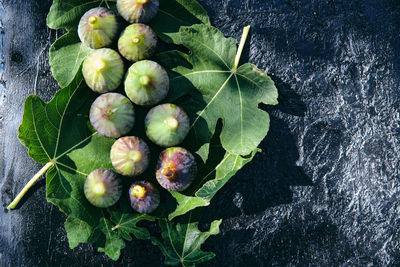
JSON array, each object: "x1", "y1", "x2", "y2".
[
  {"x1": 90, "y1": 93, "x2": 135, "y2": 138},
  {"x1": 117, "y1": 0, "x2": 159, "y2": 23},
  {"x1": 145, "y1": 104, "x2": 190, "y2": 147},
  {"x1": 118, "y1": 24, "x2": 157, "y2": 62},
  {"x1": 110, "y1": 136, "x2": 150, "y2": 176},
  {"x1": 124, "y1": 60, "x2": 169, "y2": 106},
  {"x1": 84, "y1": 169, "x2": 122, "y2": 208},
  {"x1": 82, "y1": 48, "x2": 124, "y2": 93},
  {"x1": 78, "y1": 7, "x2": 119, "y2": 49}
]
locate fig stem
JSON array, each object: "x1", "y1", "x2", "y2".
[
  {"x1": 7, "y1": 161, "x2": 54, "y2": 210},
  {"x1": 232, "y1": 25, "x2": 251, "y2": 72}
]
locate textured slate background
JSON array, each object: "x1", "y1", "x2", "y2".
[{"x1": 1, "y1": 0, "x2": 400, "y2": 266}]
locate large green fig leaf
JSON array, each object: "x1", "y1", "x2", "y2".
[
  {"x1": 17, "y1": 71, "x2": 152, "y2": 260},
  {"x1": 47, "y1": 0, "x2": 210, "y2": 87},
  {"x1": 157, "y1": 24, "x2": 279, "y2": 155},
  {"x1": 152, "y1": 216, "x2": 222, "y2": 266}
]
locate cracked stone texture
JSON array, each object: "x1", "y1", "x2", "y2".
[{"x1": 1, "y1": 0, "x2": 400, "y2": 266}]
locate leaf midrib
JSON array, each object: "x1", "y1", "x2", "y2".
[{"x1": 53, "y1": 79, "x2": 83, "y2": 158}]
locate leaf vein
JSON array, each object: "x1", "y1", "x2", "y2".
[{"x1": 190, "y1": 73, "x2": 233, "y2": 130}]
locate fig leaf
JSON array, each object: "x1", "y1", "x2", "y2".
[
  {"x1": 152, "y1": 216, "x2": 222, "y2": 266},
  {"x1": 157, "y1": 24, "x2": 279, "y2": 155}
]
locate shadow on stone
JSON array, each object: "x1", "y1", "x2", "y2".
[
  {"x1": 267, "y1": 75, "x2": 307, "y2": 117},
  {"x1": 199, "y1": 79, "x2": 311, "y2": 222}
]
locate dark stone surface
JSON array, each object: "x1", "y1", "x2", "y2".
[{"x1": 1, "y1": 0, "x2": 400, "y2": 266}]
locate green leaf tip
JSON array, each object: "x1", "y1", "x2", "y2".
[{"x1": 152, "y1": 216, "x2": 222, "y2": 266}]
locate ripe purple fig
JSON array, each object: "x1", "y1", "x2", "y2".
[
  {"x1": 156, "y1": 147, "x2": 197, "y2": 191},
  {"x1": 124, "y1": 60, "x2": 169, "y2": 106},
  {"x1": 118, "y1": 24, "x2": 157, "y2": 62},
  {"x1": 110, "y1": 136, "x2": 150, "y2": 176},
  {"x1": 117, "y1": 0, "x2": 159, "y2": 23},
  {"x1": 129, "y1": 181, "x2": 160, "y2": 213},
  {"x1": 78, "y1": 7, "x2": 119, "y2": 49},
  {"x1": 82, "y1": 48, "x2": 124, "y2": 93},
  {"x1": 145, "y1": 104, "x2": 190, "y2": 147},
  {"x1": 84, "y1": 169, "x2": 122, "y2": 208},
  {"x1": 90, "y1": 93, "x2": 135, "y2": 138}
]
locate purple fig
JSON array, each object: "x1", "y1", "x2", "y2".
[
  {"x1": 129, "y1": 181, "x2": 160, "y2": 213},
  {"x1": 90, "y1": 93, "x2": 135, "y2": 138},
  {"x1": 156, "y1": 147, "x2": 197, "y2": 191}
]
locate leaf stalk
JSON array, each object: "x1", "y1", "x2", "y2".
[
  {"x1": 7, "y1": 161, "x2": 54, "y2": 210},
  {"x1": 233, "y1": 25, "x2": 251, "y2": 72}
]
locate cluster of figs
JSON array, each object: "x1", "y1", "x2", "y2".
[{"x1": 79, "y1": 0, "x2": 197, "y2": 214}]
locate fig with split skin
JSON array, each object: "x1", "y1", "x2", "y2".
[
  {"x1": 145, "y1": 104, "x2": 190, "y2": 147},
  {"x1": 90, "y1": 93, "x2": 135, "y2": 138},
  {"x1": 156, "y1": 147, "x2": 197, "y2": 191},
  {"x1": 78, "y1": 7, "x2": 119, "y2": 49},
  {"x1": 84, "y1": 168, "x2": 122, "y2": 208},
  {"x1": 82, "y1": 48, "x2": 124, "y2": 93},
  {"x1": 124, "y1": 60, "x2": 169, "y2": 106},
  {"x1": 129, "y1": 181, "x2": 160, "y2": 213},
  {"x1": 110, "y1": 136, "x2": 150, "y2": 176},
  {"x1": 118, "y1": 23, "x2": 157, "y2": 62},
  {"x1": 117, "y1": 0, "x2": 159, "y2": 23}
]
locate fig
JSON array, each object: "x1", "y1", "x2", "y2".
[
  {"x1": 156, "y1": 147, "x2": 197, "y2": 191},
  {"x1": 117, "y1": 0, "x2": 159, "y2": 23},
  {"x1": 124, "y1": 60, "x2": 169, "y2": 106},
  {"x1": 90, "y1": 93, "x2": 135, "y2": 138},
  {"x1": 84, "y1": 168, "x2": 122, "y2": 208},
  {"x1": 129, "y1": 181, "x2": 160, "y2": 213},
  {"x1": 82, "y1": 48, "x2": 124, "y2": 93},
  {"x1": 78, "y1": 7, "x2": 119, "y2": 49},
  {"x1": 110, "y1": 136, "x2": 150, "y2": 176},
  {"x1": 118, "y1": 24, "x2": 157, "y2": 62},
  {"x1": 145, "y1": 104, "x2": 190, "y2": 147}
]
